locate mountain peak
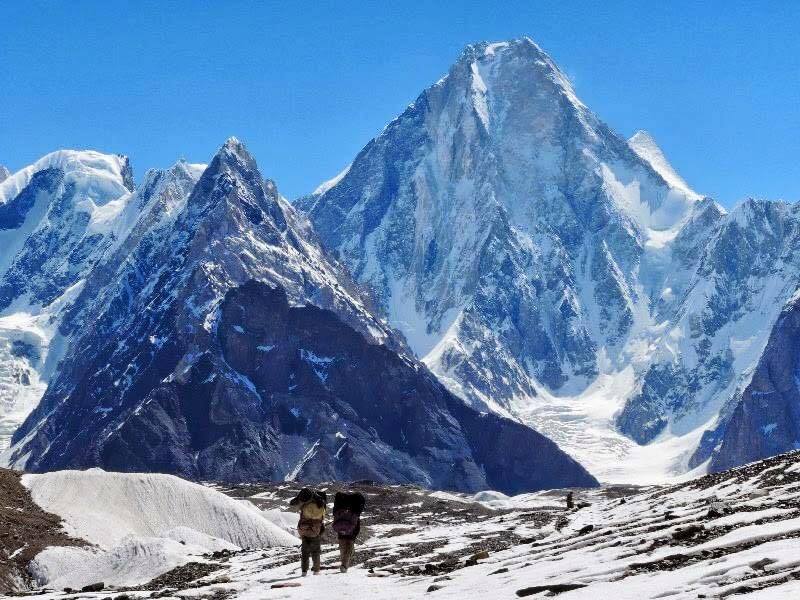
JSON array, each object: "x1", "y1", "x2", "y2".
[
  {"x1": 459, "y1": 36, "x2": 547, "y2": 62},
  {"x1": 445, "y1": 35, "x2": 590, "y2": 137},
  {"x1": 172, "y1": 158, "x2": 207, "y2": 179},
  {"x1": 628, "y1": 130, "x2": 696, "y2": 195},
  {"x1": 223, "y1": 135, "x2": 242, "y2": 148},
  {"x1": 0, "y1": 165, "x2": 10, "y2": 184},
  {"x1": 213, "y1": 136, "x2": 257, "y2": 171},
  {"x1": 0, "y1": 149, "x2": 133, "y2": 206}
]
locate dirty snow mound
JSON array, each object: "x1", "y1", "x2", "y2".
[
  {"x1": 22, "y1": 469, "x2": 296, "y2": 549},
  {"x1": 29, "y1": 537, "x2": 210, "y2": 590}
]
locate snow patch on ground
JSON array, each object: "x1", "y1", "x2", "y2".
[{"x1": 29, "y1": 537, "x2": 212, "y2": 590}]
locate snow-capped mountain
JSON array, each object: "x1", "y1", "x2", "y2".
[
  {"x1": 0, "y1": 151, "x2": 136, "y2": 450},
  {"x1": 2, "y1": 36, "x2": 797, "y2": 487},
  {"x1": 5, "y1": 139, "x2": 596, "y2": 492},
  {"x1": 0, "y1": 165, "x2": 10, "y2": 184},
  {"x1": 0, "y1": 153, "x2": 204, "y2": 451},
  {"x1": 300, "y1": 37, "x2": 800, "y2": 481}
]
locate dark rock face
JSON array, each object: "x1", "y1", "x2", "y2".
[
  {"x1": 0, "y1": 169, "x2": 62, "y2": 231},
  {"x1": 17, "y1": 280, "x2": 598, "y2": 492},
  {"x1": 708, "y1": 298, "x2": 800, "y2": 472}
]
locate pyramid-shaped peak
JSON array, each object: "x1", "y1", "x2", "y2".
[
  {"x1": 447, "y1": 36, "x2": 585, "y2": 116},
  {"x1": 214, "y1": 136, "x2": 257, "y2": 170}
]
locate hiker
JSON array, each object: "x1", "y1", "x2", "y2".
[
  {"x1": 332, "y1": 490, "x2": 366, "y2": 573},
  {"x1": 289, "y1": 487, "x2": 327, "y2": 576},
  {"x1": 566, "y1": 491, "x2": 574, "y2": 509}
]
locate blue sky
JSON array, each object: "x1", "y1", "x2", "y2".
[{"x1": 1, "y1": 1, "x2": 798, "y2": 205}]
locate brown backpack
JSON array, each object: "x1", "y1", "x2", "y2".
[{"x1": 297, "y1": 516, "x2": 322, "y2": 538}]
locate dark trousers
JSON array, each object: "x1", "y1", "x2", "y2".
[
  {"x1": 301, "y1": 536, "x2": 321, "y2": 573},
  {"x1": 338, "y1": 538, "x2": 355, "y2": 570}
]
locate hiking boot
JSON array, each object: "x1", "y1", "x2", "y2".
[{"x1": 302, "y1": 571, "x2": 308, "y2": 577}]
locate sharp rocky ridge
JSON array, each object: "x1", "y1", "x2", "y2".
[
  {"x1": 299, "y1": 36, "x2": 800, "y2": 482},
  {"x1": 1, "y1": 137, "x2": 596, "y2": 492}
]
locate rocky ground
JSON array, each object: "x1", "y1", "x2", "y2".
[
  {"x1": 216, "y1": 481, "x2": 579, "y2": 575},
  {"x1": 0, "y1": 469, "x2": 85, "y2": 592},
  {"x1": 3, "y1": 451, "x2": 800, "y2": 598}
]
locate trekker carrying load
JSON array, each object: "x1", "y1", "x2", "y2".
[
  {"x1": 332, "y1": 490, "x2": 366, "y2": 573},
  {"x1": 289, "y1": 487, "x2": 327, "y2": 576}
]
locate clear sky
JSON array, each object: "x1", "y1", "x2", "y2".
[{"x1": 1, "y1": 1, "x2": 798, "y2": 206}]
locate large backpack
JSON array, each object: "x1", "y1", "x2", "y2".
[
  {"x1": 300, "y1": 501, "x2": 325, "y2": 520},
  {"x1": 332, "y1": 508, "x2": 359, "y2": 536},
  {"x1": 332, "y1": 491, "x2": 365, "y2": 536},
  {"x1": 297, "y1": 515, "x2": 323, "y2": 538}
]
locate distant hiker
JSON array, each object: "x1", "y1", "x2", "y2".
[
  {"x1": 289, "y1": 487, "x2": 327, "y2": 576},
  {"x1": 566, "y1": 491, "x2": 574, "y2": 509},
  {"x1": 332, "y1": 490, "x2": 366, "y2": 573}
]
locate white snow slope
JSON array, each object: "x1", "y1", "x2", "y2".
[
  {"x1": 22, "y1": 469, "x2": 296, "y2": 589},
  {"x1": 23, "y1": 469, "x2": 297, "y2": 549}
]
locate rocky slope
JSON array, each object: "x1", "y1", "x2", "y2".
[
  {"x1": 0, "y1": 468, "x2": 85, "y2": 593},
  {"x1": 4, "y1": 139, "x2": 595, "y2": 491},
  {"x1": 708, "y1": 291, "x2": 800, "y2": 471},
  {"x1": 300, "y1": 37, "x2": 800, "y2": 480}
]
